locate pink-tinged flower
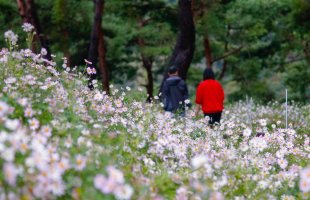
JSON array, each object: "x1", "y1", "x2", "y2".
[
  {"x1": 0, "y1": 100, "x2": 9, "y2": 117},
  {"x1": 49, "y1": 179, "x2": 66, "y2": 196},
  {"x1": 40, "y1": 125, "x2": 52, "y2": 137},
  {"x1": 114, "y1": 184, "x2": 134, "y2": 200},
  {"x1": 24, "y1": 107, "x2": 34, "y2": 117},
  {"x1": 115, "y1": 99, "x2": 123, "y2": 108},
  {"x1": 29, "y1": 118, "x2": 39, "y2": 130},
  {"x1": 3, "y1": 162, "x2": 19, "y2": 186},
  {"x1": 92, "y1": 68, "x2": 96, "y2": 74},
  {"x1": 299, "y1": 179, "x2": 310, "y2": 193},
  {"x1": 94, "y1": 174, "x2": 106, "y2": 190},
  {"x1": 175, "y1": 186, "x2": 188, "y2": 200},
  {"x1": 210, "y1": 192, "x2": 224, "y2": 200},
  {"x1": 107, "y1": 166, "x2": 124, "y2": 184},
  {"x1": 94, "y1": 174, "x2": 116, "y2": 194},
  {"x1": 74, "y1": 154, "x2": 87, "y2": 171},
  {"x1": 86, "y1": 67, "x2": 92, "y2": 75},
  {"x1": 57, "y1": 157, "x2": 70, "y2": 173},
  {"x1": 277, "y1": 158, "x2": 288, "y2": 169}
]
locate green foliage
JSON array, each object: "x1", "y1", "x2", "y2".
[{"x1": 0, "y1": 0, "x2": 309, "y2": 102}]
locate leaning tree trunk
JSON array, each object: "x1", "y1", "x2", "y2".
[
  {"x1": 141, "y1": 53, "x2": 154, "y2": 102},
  {"x1": 137, "y1": 27, "x2": 154, "y2": 102},
  {"x1": 17, "y1": 0, "x2": 52, "y2": 60},
  {"x1": 159, "y1": 0, "x2": 195, "y2": 93},
  {"x1": 87, "y1": 0, "x2": 104, "y2": 90}
]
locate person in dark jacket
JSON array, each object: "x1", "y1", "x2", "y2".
[{"x1": 162, "y1": 66, "x2": 189, "y2": 115}]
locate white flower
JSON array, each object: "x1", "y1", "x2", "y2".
[
  {"x1": 259, "y1": 119, "x2": 267, "y2": 126},
  {"x1": 24, "y1": 49, "x2": 32, "y2": 57},
  {"x1": 249, "y1": 137, "x2": 268, "y2": 152},
  {"x1": 4, "y1": 30, "x2": 18, "y2": 45},
  {"x1": 277, "y1": 158, "x2": 288, "y2": 169},
  {"x1": 114, "y1": 184, "x2": 133, "y2": 200},
  {"x1": 94, "y1": 92, "x2": 103, "y2": 101},
  {"x1": 41, "y1": 48, "x2": 47, "y2": 56},
  {"x1": 22, "y1": 23, "x2": 34, "y2": 32},
  {"x1": 4, "y1": 119, "x2": 20, "y2": 130},
  {"x1": 4, "y1": 77, "x2": 17, "y2": 84},
  {"x1": 243, "y1": 128, "x2": 252, "y2": 137},
  {"x1": 191, "y1": 154, "x2": 208, "y2": 169},
  {"x1": 2, "y1": 148, "x2": 15, "y2": 162}
]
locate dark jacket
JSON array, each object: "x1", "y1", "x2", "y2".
[{"x1": 163, "y1": 76, "x2": 189, "y2": 112}]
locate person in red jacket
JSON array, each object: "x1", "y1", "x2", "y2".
[{"x1": 195, "y1": 68, "x2": 224, "y2": 125}]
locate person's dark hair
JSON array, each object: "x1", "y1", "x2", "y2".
[
  {"x1": 168, "y1": 66, "x2": 178, "y2": 74},
  {"x1": 203, "y1": 68, "x2": 215, "y2": 80}
]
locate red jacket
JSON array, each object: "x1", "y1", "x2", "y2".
[{"x1": 195, "y1": 80, "x2": 224, "y2": 114}]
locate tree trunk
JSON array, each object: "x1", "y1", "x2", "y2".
[
  {"x1": 17, "y1": 0, "x2": 52, "y2": 60},
  {"x1": 17, "y1": 0, "x2": 29, "y2": 22},
  {"x1": 204, "y1": 34, "x2": 212, "y2": 69},
  {"x1": 141, "y1": 53, "x2": 154, "y2": 102},
  {"x1": 17, "y1": 0, "x2": 36, "y2": 51},
  {"x1": 137, "y1": 19, "x2": 154, "y2": 102},
  {"x1": 160, "y1": 0, "x2": 195, "y2": 93},
  {"x1": 23, "y1": 0, "x2": 52, "y2": 60},
  {"x1": 62, "y1": 28, "x2": 71, "y2": 67},
  {"x1": 98, "y1": 26, "x2": 109, "y2": 93},
  {"x1": 87, "y1": 0, "x2": 104, "y2": 90}
]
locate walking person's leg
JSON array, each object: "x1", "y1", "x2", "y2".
[
  {"x1": 204, "y1": 112, "x2": 222, "y2": 125},
  {"x1": 212, "y1": 112, "x2": 222, "y2": 124}
]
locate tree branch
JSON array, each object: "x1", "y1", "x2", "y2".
[{"x1": 212, "y1": 46, "x2": 244, "y2": 63}]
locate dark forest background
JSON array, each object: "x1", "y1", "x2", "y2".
[{"x1": 1, "y1": 0, "x2": 309, "y2": 103}]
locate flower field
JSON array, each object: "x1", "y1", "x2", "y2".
[{"x1": 0, "y1": 27, "x2": 309, "y2": 200}]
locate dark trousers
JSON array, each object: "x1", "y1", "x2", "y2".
[{"x1": 204, "y1": 112, "x2": 222, "y2": 125}]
